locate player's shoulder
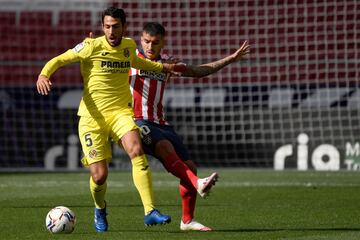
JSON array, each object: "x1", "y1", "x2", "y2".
[
  {"x1": 136, "y1": 49, "x2": 145, "y2": 58},
  {"x1": 88, "y1": 36, "x2": 106, "y2": 47},
  {"x1": 72, "y1": 37, "x2": 96, "y2": 52},
  {"x1": 121, "y1": 37, "x2": 137, "y2": 48}
]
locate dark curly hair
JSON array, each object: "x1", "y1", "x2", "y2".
[{"x1": 101, "y1": 7, "x2": 126, "y2": 25}]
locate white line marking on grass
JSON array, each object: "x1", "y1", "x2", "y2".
[{"x1": 1, "y1": 180, "x2": 360, "y2": 188}]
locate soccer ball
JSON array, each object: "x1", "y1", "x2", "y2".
[{"x1": 45, "y1": 206, "x2": 76, "y2": 234}]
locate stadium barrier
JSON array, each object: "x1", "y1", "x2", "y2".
[{"x1": 1, "y1": 0, "x2": 359, "y2": 170}]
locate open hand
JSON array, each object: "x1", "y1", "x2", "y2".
[
  {"x1": 231, "y1": 40, "x2": 250, "y2": 62},
  {"x1": 36, "y1": 75, "x2": 52, "y2": 95}
]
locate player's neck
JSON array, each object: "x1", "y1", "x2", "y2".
[{"x1": 104, "y1": 36, "x2": 123, "y2": 48}]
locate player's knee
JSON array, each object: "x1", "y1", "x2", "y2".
[
  {"x1": 155, "y1": 140, "x2": 175, "y2": 158},
  {"x1": 126, "y1": 143, "x2": 144, "y2": 159},
  {"x1": 92, "y1": 172, "x2": 107, "y2": 185},
  {"x1": 90, "y1": 162, "x2": 108, "y2": 185}
]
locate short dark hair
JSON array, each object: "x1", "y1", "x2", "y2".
[
  {"x1": 142, "y1": 22, "x2": 165, "y2": 37},
  {"x1": 102, "y1": 7, "x2": 126, "y2": 25}
]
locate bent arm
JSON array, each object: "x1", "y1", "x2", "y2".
[{"x1": 182, "y1": 40, "x2": 250, "y2": 78}]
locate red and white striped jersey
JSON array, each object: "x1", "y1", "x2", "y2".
[{"x1": 129, "y1": 49, "x2": 171, "y2": 125}]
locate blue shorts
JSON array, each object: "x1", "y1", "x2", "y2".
[{"x1": 135, "y1": 120, "x2": 190, "y2": 162}]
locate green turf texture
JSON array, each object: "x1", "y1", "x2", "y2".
[{"x1": 0, "y1": 169, "x2": 360, "y2": 240}]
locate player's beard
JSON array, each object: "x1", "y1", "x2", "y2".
[{"x1": 107, "y1": 34, "x2": 122, "y2": 47}]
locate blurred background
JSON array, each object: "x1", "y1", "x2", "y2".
[{"x1": 0, "y1": 0, "x2": 359, "y2": 171}]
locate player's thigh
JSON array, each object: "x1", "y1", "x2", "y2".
[
  {"x1": 136, "y1": 120, "x2": 190, "y2": 161},
  {"x1": 109, "y1": 113, "x2": 139, "y2": 145},
  {"x1": 135, "y1": 120, "x2": 167, "y2": 156},
  {"x1": 78, "y1": 116, "x2": 112, "y2": 167},
  {"x1": 161, "y1": 125, "x2": 191, "y2": 161}
]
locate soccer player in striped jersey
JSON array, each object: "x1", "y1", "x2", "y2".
[
  {"x1": 129, "y1": 22, "x2": 250, "y2": 231},
  {"x1": 36, "y1": 7, "x2": 183, "y2": 232}
]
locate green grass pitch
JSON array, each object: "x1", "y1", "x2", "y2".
[{"x1": 1, "y1": 169, "x2": 360, "y2": 240}]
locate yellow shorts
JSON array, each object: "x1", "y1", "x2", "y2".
[{"x1": 78, "y1": 111, "x2": 139, "y2": 167}]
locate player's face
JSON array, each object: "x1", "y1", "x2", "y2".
[
  {"x1": 102, "y1": 16, "x2": 126, "y2": 47},
  {"x1": 140, "y1": 32, "x2": 164, "y2": 60}
]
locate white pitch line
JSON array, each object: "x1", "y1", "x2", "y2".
[{"x1": 1, "y1": 180, "x2": 360, "y2": 188}]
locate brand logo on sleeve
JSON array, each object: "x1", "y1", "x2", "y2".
[{"x1": 73, "y1": 42, "x2": 85, "y2": 53}]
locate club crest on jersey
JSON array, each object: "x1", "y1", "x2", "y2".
[
  {"x1": 73, "y1": 42, "x2": 85, "y2": 53},
  {"x1": 123, "y1": 48, "x2": 130, "y2": 58},
  {"x1": 88, "y1": 149, "x2": 97, "y2": 159}
]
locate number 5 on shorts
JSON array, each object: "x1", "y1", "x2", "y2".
[{"x1": 85, "y1": 133, "x2": 93, "y2": 147}]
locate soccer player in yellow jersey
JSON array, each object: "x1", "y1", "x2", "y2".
[{"x1": 36, "y1": 7, "x2": 179, "y2": 232}]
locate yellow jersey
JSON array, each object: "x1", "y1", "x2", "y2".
[{"x1": 40, "y1": 36, "x2": 163, "y2": 117}]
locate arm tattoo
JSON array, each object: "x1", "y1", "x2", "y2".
[{"x1": 182, "y1": 55, "x2": 234, "y2": 78}]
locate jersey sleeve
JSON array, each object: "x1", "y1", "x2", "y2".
[
  {"x1": 128, "y1": 42, "x2": 163, "y2": 72},
  {"x1": 40, "y1": 39, "x2": 93, "y2": 78},
  {"x1": 131, "y1": 56, "x2": 163, "y2": 72}
]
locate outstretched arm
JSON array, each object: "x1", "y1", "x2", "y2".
[
  {"x1": 182, "y1": 40, "x2": 250, "y2": 78},
  {"x1": 36, "y1": 39, "x2": 92, "y2": 95},
  {"x1": 36, "y1": 51, "x2": 80, "y2": 95}
]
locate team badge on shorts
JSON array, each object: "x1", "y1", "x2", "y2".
[
  {"x1": 123, "y1": 48, "x2": 130, "y2": 58},
  {"x1": 142, "y1": 134, "x2": 152, "y2": 145},
  {"x1": 88, "y1": 149, "x2": 97, "y2": 159}
]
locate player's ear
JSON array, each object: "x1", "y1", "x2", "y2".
[{"x1": 123, "y1": 22, "x2": 128, "y2": 33}]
